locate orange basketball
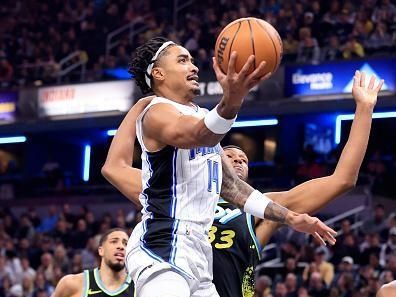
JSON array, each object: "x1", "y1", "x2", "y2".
[{"x1": 214, "y1": 17, "x2": 283, "y2": 76}]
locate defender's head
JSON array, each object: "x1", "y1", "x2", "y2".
[
  {"x1": 223, "y1": 145, "x2": 249, "y2": 181},
  {"x1": 129, "y1": 37, "x2": 200, "y2": 99},
  {"x1": 98, "y1": 228, "x2": 128, "y2": 272}
]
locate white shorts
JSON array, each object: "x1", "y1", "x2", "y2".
[{"x1": 126, "y1": 219, "x2": 219, "y2": 297}]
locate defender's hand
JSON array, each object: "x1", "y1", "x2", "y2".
[
  {"x1": 352, "y1": 70, "x2": 384, "y2": 108},
  {"x1": 286, "y1": 213, "x2": 337, "y2": 246}
]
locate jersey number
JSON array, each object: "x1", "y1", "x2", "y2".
[
  {"x1": 207, "y1": 159, "x2": 219, "y2": 194},
  {"x1": 208, "y1": 226, "x2": 235, "y2": 249}
]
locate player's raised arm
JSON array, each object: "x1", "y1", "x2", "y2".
[
  {"x1": 142, "y1": 52, "x2": 270, "y2": 149},
  {"x1": 220, "y1": 151, "x2": 337, "y2": 245},
  {"x1": 264, "y1": 71, "x2": 383, "y2": 214},
  {"x1": 101, "y1": 98, "x2": 152, "y2": 205}
]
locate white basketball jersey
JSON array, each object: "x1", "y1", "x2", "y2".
[{"x1": 136, "y1": 97, "x2": 222, "y2": 228}]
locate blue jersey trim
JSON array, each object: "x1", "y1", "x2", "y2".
[{"x1": 246, "y1": 213, "x2": 262, "y2": 259}]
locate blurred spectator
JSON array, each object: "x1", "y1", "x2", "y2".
[
  {"x1": 255, "y1": 274, "x2": 272, "y2": 297},
  {"x1": 20, "y1": 257, "x2": 36, "y2": 282},
  {"x1": 16, "y1": 214, "x2": 35, "y2": 241},
  {"x1": 0, "y1": 254, "x2": 13, "y2": 285},
  {"x1": 81, "y1": 237, "x2": 98, "y2": 269},
  {"x1": 371, "y1": 0, "x2": 396, "y2": 23},
  {"x1": 36, "y1": 206, "x2": 58, "y2": 233},
  {"x1": 303, "y1": 247, "x2": 334, "y2": 287},
  {"x1": 296, "y1": 27, "x2": 320, "y2": 64},
  {"x1": 32, "y1": 272, "x2": 53, "y2": 297},
  {"x1": 321, "y1": 35, "x2": 343, "y2": 61},
  {"x1": 363, "y1": 204, "x2": 388, "y2": 238},
  {"x1": 342, "y1": 35, "x2": 365, "y2": 59},
  {"x1": 69, "y1": 219, "x2": 90, "y2": 250},
  {"x1": 367, "y1": 21, "x2": 392, "y2": 49},
  {"x1": 282, "y1": 32, "x2": 299, "y2": 62},
  {"x1": 53, "y1": 244, "x2": 69, "y2": 274},
  {"x1": 359, "y1": 232, "x2": 382, "y2": 266},
  {"x1": 274, "y1": 282, "x2": 288, "y2": 297},
  {"x1": 285, "y1": 273, "x2": 298, "y2": 297},
  {"x1": 308, "y1": 272, "x2": 329, "y2": 297},
  {"x1": 380, "y1": 227, "x2": 396, "y2": 267},
  {"x1": 21, "y1": 274, "x2": 34, "y2": 297},
  {"x1": 336, "y1": 272, "x2": 355, "y2": 297},
  {"x1": 37, "y1": 253, "x2": 54, "y2": 284},
  {"x1": 0, "y1": 51, "x2": 13, "y2": 86}
]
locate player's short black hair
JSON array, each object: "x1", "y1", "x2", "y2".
[
  {"x1": 223, "y1": 145, "x2": 244, "y2": 152},
  {"x1": 128, "y1": 36, "x2": 175, "y2": 94},
  {"x1": 99, "y1": 228, "x2": 128, "y2": 246}
]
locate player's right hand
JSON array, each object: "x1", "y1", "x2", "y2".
[
  {"x1": 212, "y1": 52, "x2": 271, "y2": 111},
  {"x1": 287, "y1": 213, "x2": 337, "y2": 246}
]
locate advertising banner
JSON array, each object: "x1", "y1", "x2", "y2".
[
  {"x1": 38, "y1": 81, "x2": 134, "y2": 117},
  {"x1": 0, "y1": 91, "x2": 17, "y2": 121},
  {"x1": 285, "y1": 59, "x2": 395, "y2": 97}
]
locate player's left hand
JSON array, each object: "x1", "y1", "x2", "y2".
[
  {"x1": 352, "y1": 70, "x2": 384, "y2": 108},
  {"x1": 287, "y1": 213, "x2": 337, "y2": 245}
]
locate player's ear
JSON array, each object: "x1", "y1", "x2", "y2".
[
  {"x1": 152, "y1": 67, "x2": 165, "y2": 83},
  {"x1": 98, "y1": 246, "x2": 104, "y2": 257}
]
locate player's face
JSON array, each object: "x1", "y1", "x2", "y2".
[
  {"x1": 98, "y1": 231, "x2": 128, "y2": 272},
  {"x1": 156, "y1": 45, "x2": 200, "y2": 98},
  {"x1": 224, "y1": 148, "x2": 249, "y2": 181}
]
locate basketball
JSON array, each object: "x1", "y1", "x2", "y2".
[{"x1": 214, "y1": 17, "x2": 283, "y2": 76}]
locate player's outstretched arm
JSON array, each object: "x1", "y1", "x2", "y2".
[
  {"x1": 101, "y1": 98, "x2": 152, "y2": 206},
  {"x1": 265, "y1": 71, "x2": 383, "y2": 214},
  {"x1": 254, "y1": 72, "x2": 383, "y2": 246},
  {"x1": 52, "y1": 274, "x2": 82, "y2": 297},
  {"x1": 220, "y1": 152, "x2": 337, "y2": 245}
]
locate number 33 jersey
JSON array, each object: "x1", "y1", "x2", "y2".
[{"x1": 211, "y1": 200, "x2": 262, "y2": 297}]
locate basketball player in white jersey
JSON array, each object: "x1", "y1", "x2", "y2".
[
  {"x1": 103, "y1": 37, "x2": 337, "y2": 297},
  {"x1": 103, "y1": 69, "x2": 383, "y2": 296}
]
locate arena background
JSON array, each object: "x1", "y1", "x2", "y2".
[{"x1": 0, "y1": 0, "x2": 395, "y2": 296}]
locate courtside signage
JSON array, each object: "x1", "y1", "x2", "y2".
[
  {"x1": 285, "y1": 59, "x2": 395, "y2": 97},
  {"x1": 0, "y1": 91, "x2": 17, "y2": 121},
  {"x1": 38, "y1": 81, "x2": 134, "y2": 117}
]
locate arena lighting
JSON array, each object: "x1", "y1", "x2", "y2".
[
  {"x1": 0, "y1": 136, "x2": 27, "y2": 144},
  {"x1": 335, "y1": 111, "x2": 396, "y2": 144},
  {"x1": 106, "y1": 129, "x2": 117, "y2": 136},
  {"x1": 106, "y1": 119, "x2": 278, "y2": 136},
  {"x1": 83, "y1": 144, "x2": 91, "y2": 182},
  {"x1": 232, "y1": 119, "x2": 278, "y2": 128}
]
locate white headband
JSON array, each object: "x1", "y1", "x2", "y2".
[{"x1": 145, "y1": 41, "x2": 176, "y2": 88}]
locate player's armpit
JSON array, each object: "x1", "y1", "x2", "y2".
[{"x1": 142, "y1": 103, "x2": 227, "y2": 149}]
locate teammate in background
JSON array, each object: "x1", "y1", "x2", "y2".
[
  {"x1": 102, "y1": 37, "x2": 336, "y2": 297},
  {"x1": 52, "y1": 228, "x2": 133, "y2": 297},
  {"x1": 103, "y1": 69, "x2": 383, "y2": 297}
]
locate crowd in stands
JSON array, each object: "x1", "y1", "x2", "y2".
[
  {"x1": 256, "y1": 203, "x2": 396, "y2": 297},
  {"x1": 0, "y1": 201, "x2": 395, "y2": 297},
  {"x1": 0, "y1": 0, "x2": 396, "y2": 88}
]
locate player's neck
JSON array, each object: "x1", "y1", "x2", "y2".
[
  {"x1": 155, "y1": 87, "x2": 193, "y2": 106},
  {"x1": 98, "y1": 265, "x2": 127, "y2": 289}
]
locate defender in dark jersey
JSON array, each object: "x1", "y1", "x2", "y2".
[
  {"x1": 53, "y1": 228, "x2": 134, "y2": 297},
  {"x1": 211, "y1": 146, "x2": 259, "y2": 297}
]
